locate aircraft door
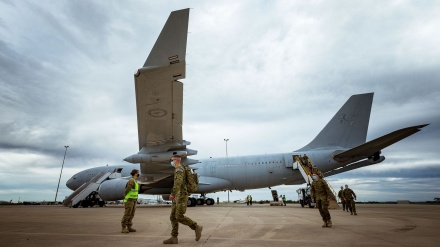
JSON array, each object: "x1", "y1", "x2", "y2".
[{"x1": 210, "y1": 162, "x2": 216, "y2": 174}]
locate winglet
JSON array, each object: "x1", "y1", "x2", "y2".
[{"x1": 143, "y1": 8, "x2": 189, "y2": 68}]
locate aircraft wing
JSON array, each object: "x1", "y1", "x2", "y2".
[
  {"x1": 135, "y1": 8, "x2": 189, "y2": 149},
  {"x1": 123, "y1": 9, "x2": 199, "y2": 177},
  {"x1": 333, "y1": 124, "x2": 429, "y2": 162}
]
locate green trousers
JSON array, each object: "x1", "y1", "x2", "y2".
[
  {"x1": 316, "y1": 198, "x2": 331, "y2": 222},
  {"x1": 346, "y1": 199, "x2": 356, "y2": 213},
  {"x1": 121, "y1": 199, "x2": 136, "y2": 227},
  {"x1": 170, "y1": 195, "x2": 197, "y2": 237}
]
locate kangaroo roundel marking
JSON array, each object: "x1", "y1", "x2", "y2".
[{"x1": 148, "y1": 109, "x2": 167, "y2": 118}]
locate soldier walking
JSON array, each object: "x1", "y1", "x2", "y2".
[
  {"x1": 121, "y1": 169, "x2": 139, "y2": 233},
  {"x1": 311, "y1": 173, "x2": 335, "y2": 227},
  {"x1": 163, "y1": 155, "x2": 203, "y2": 244},
  {"x1": 338, "y1": 186, "x2": 346, "y2": 211},
  {"x1": 282, "y1": 195, "x2": 287, "y2": 206},
  {"x1": 343, "y1": 184, "x2": 357, "y2": 215}
]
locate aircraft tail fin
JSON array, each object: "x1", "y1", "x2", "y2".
[
  {"x1": 143, "y1": 8, "x2": 189, "y2": 68},
  {"x1": 297, "y1": 93, "x2": 374, "y2": 151}
]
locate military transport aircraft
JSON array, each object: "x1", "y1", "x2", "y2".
[{"x1": 65, "y1": 9, "x2": 427, "y2": 207}]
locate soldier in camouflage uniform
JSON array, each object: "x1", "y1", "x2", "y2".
[
  {"x1": 338, "y1": 186, "x2": 346, "y2": 211},
  {"x1": 343, "y1": 184, "x2": 357, "y2": 215},
  {"x1": 311, "y1": 173, "x2": 335, "y2": 227},
  {"x1": 121, "y1": 169, "x2": 139, "y2": 233},
  {"x1": 163, "y1": 155, "x2": 203, "y2": 244}
]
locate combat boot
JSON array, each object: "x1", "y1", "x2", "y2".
[
  {"x1": 354, "y1": 212, "x2": 357, "y2": 215},
  {"x1": 195, "y1": 225, "x2": 203, "y2": 241},
  {"x1": 322, "y1": 221, "x2": 327, "y2": 227},
  {"x1": 127, "y1": 226, "x2": 136, "y2": 232},
  {"x1": 327, "y1": 220, "x2": 332, "y2": 227},
  {"x1": 163, "y1": 236, "x2": 178, "y2": 244},
  {"x1": 121, "y1": 226, "x2": 129, "y2": 233},
  {"x1": 351, "y1": 212, "x2": 353, "y2": 215}
]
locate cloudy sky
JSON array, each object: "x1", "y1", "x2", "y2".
[{"x1": 1, "y1": 0, "x2": 439, "y2": 203}]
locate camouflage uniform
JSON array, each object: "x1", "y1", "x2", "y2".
[
  {"x1": 169, "y1": 164, "x2": 198, "y2": 237},
  {"x1": 121, "y1": 178, "x2": 138, "y2": 229},
  {"x1": 338, "y1": 188, "x2": 346, "y2": 211},
  {"x1": 343, "y1": 188, "x2": 357, "y2": 215},
  {"x1": 311, "y1": 179, "x2": 334, "y2": 227}
]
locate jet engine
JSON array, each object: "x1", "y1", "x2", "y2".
[{"x1": 98, "y1": 179, "x2": 128, "y2": 201}]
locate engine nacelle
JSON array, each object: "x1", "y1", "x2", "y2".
[{"x1": 98, "y1": 179, "x2": 129, "y2": 201}]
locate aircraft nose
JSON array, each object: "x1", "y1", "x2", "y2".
[{"x1": 66, "y1": 176, "x2": 76, "y2": 190}]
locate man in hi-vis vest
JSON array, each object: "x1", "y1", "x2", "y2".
[{"x1": 121, "y1": 169, "x2": 139, "y2": 233}]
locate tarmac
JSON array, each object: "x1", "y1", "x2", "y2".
[{"x1": 0, "y1": 203, "x2": 439, "y2": 247}]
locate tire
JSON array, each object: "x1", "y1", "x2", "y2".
[
  {"x1": 206, "y1": 198, "x2": 214, "y2": 205},
  {"x1": 187, "y1": 198, "x2": 197, "y2": 207},
  {"x1": 81, "y1": 200, "x2": 89, "y2": 208},
  {"x1": 300, "y1": 200, "x2": 304, "y2": 208},
  {"x1": 196, "y1": 198, "x2": 205, "y2": 205},
  {"x1": 98, "y1": 201, "x2": 105, "y2": 207}
]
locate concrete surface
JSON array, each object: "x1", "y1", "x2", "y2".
[{"x1": 0, "y1": 204, "x2": 439, "y2": 246}]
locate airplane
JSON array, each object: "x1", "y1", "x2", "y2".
[{"x1": 65, "y1": 8, "x2": 428, "y2": 207}]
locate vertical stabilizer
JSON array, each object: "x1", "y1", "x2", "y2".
[{"x1": 297, "y1": 93, "x2": 374, "y2": 151}]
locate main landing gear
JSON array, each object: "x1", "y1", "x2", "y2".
[{"x1": 187, "y1": 194, "x2": 215, "y2": 207}]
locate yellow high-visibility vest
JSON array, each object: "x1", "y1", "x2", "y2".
[{"x1": 124, "y1": 178, "x2": 139, "y2": 203}]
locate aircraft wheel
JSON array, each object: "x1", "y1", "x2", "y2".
[
  {"x1": 98, "y1": 201, "x2": 105, "y2": 207},
  {"x1": 206, "y1": 198, "x2": 215, "y2": 205},
  {"x1": 191, "y1": 198, "x2": 197, "y2": 207},
  {"x1": 300, "y1": 200, "x2": 304, "y2": 208},
  {"x1": 196, "y1": 198, "x2": 205, "y2": 205},
  {"x1": 81, "y1": 200, "x2": 89, "y2": 208},
  {"x1": 187, "y1": 198, "x2": 197, "y2": 207}
]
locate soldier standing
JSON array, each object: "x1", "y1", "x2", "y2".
[
  {"x1": 343, "y1": 184, "x2": 357, "y2": 215},
  {"x1": 338, "y1": 186, "x2": 346, "y2": 211},
  {"x1": 163, "y1": 155, "x2": 203, "y2": 244},
  {"x1": 121, "y1": 169, "x2": 139, "y2": 233},
  {"x1": 311, "y1": 173, "x2": 335, "y2": 227},
  {"x1": 250, "y1": 195, "x2": 253, "y2": 206},
  {"x1": 282, "y1": 195, "x2": 287, "y2": 206}
]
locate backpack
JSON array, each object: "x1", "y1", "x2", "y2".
[{"x1": 182, "y1": 164, "x2": 199, "y2": 193}]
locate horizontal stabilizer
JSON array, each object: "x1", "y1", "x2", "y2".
[
  {"x1": 324, "y1": 156, "x2": 385, "y2": 177},
  {"x1": 333, "y1": 124, "x2": 429, "y2": 162}
]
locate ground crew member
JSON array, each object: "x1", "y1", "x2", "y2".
[
  {"x1": 302, "y1": 154, "x2": 310, "y2": 165},
  {"x1": 344, "y1": 184, "x2": 357, "y2": 215},
  {"x1": 311, "y1": 173, "x2": 335, "y2": 227},
  {"x1": 250, "y1": 195, "x2": 253, "y2": 205},
  {"x1": 163, "y1": 155, "x2": 203, "y2": 244},
  {"x1": 338, "y1": 186, "x2": 346, "y2": 211},
  {"x1": 282, "y1": 195, "x2": 287, "y2": 206},
  {"x1": 121, "y1": 169, "x2": 139, "y2": 233},
  {"x1": 246, "y1": 195, "x2": 250, "y2": 206}
]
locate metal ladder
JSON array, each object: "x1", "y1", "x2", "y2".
[
  {"x1": 294, "y1": 155, "x2": 340, "y2": 209},
  {"x1": 63, "y1": 171, "x2": 112, "y2": 207}
]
